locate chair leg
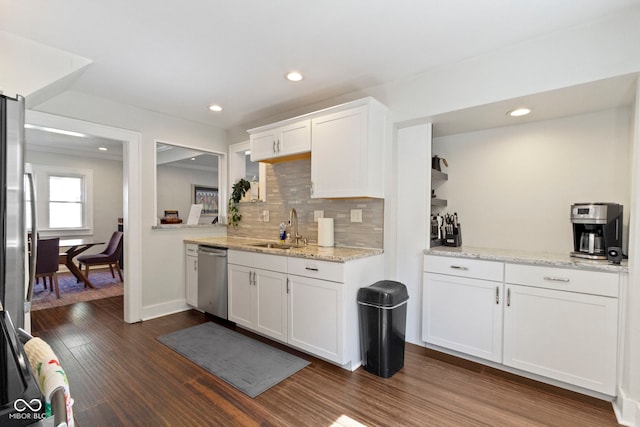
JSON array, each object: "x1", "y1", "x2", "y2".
[
  {"x1": 53, "y1": 273, "x2": 60, "y2": 299},
  {"x1": 115, "y1": 262, "x2": 124, "y2": 282},
  {"x1": 84, "y1": 264, "x2": 90, "y2": 288},
  {"x1": 109, "y1": 264, "x2": 116, "y2": 278}
]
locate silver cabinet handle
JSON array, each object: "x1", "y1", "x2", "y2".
[
  {"x1": 286, "y1": 278, "x2": 290, "y2": 294},
  {"x1": 305, "y1": 267, "x2": 319, "y2": 272},
  {"x1": 272, "y1": 140, "x2": 277, "y2": 154},
  {"x1": 194, "y1": 260, "x2": 197, "y2": 271},
  {"x1": 277, "y1": 139, "x2": 281, "y2": 152},
  {"x1": 252, "y1": 271, "x2": 256, "y2": 286},
  {"x1": 450, "y1": 265, "x2": 469, "y2": 270},
  {"x1": 507, "y1": 288, "x2": 511, "y2": 307},
  {"x1": 543, "y1": 276, "x2": 570, "y2": 282},
  {"x1": 495, "y1": 286, "x2": 499, "y2": 304}
]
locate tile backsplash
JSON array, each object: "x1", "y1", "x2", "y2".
[{"x1": 228, "y1": 158, "x2": 384, "y2": 249}]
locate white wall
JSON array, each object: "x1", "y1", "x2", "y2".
[
  {"x1": 433, "y1": 108, "x2": 631, "y2": 254},
  {"x1": 396, "y1": 123, "x2": 431, "y2": 344},
  {"x1": 156, "y1": 164, "x2": 218, "y2": 224},
  {"x1": 25, "y1": 150, "x2": 123, "y2": 255}
]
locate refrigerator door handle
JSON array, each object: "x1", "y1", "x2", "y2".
[{"x1": 25, "y1": 168, "x2": 37, "y2": 306}]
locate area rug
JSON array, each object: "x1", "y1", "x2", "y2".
[
  {"x1": 31, "y1": 269, "x2": 124, "y2": 311},
  {"x1": 158, "y1": 322, "x2": 310, "y2": 398}
]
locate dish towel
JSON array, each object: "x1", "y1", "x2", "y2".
[{"x1": 24, "y1": 337, "x2": 74, "y2": 426}]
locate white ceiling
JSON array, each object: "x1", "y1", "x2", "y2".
[{"x1": 2, "y1": 0, "x2": 639, "y2": 132}]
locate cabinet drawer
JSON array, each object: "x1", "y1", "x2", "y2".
[
  {"x1": 185, "y1": 243, "x2": 198, "y2": 256},
  {"x1": 228, "y1": 250, "x2": 287, "y2": 273},
  {"x1": 287, "y1": 257, "x2": 344, "y2": 283},
  {"x1": 424, "y1": 255, "x2": 503, "y2": 282},
  {"x1": 505, "y1": 263, "x2": 618, "y2": 297}
]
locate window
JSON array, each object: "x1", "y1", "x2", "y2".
[
  {"x1": 30, "y1": 165, "x2": 93, "y2": 234},
  {"x1": 49, "y1": 175, "x2": 83, "y2": 228}
]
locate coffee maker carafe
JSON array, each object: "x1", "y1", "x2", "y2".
[{"x1": 570, "y1": 203, "x2": 622, "y2": 260}]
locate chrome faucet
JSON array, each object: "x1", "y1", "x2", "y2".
[{"x1": 289, "y1": 208, "x2": 303, "y2": 245}]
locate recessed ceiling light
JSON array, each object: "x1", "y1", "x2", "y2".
[
  {"x1": 507, "y1": 108, "x2": 531, "y2": 117},
  {"x1": 98, "y1": 147, "x2": 108, "y2": 151},
  {"x1": 285, "y1": 71, "x2": 303, "y2": 82},
  {"x1": 191, "y1": 157, "x2": 196, "y2": 161},
  {"x1": 209, "y1": 104, "x2": 223, "y2": 112}
]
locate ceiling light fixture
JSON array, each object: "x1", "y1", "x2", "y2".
[
  {"x1": 98, "y1": 147, "x2": 108, "y2": 151},
  {"x1": 191, "y1": 157, "x2": 196, "y2": 161},
  {"x1": 285, "y1": 71, "x2": 303, "y2": 82},
  {"x1": 209, "y1": 104, "x2": 223, "y2": 112},
  {"x1": 507, "y1": 108, "x2": 531, "y2": 117}
]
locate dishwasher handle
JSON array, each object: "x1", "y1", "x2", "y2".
[{"x1": 198, "y1": 247, "x2": 227, "y2": 257}]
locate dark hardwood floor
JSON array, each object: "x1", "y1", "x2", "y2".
[{"x1": 31, "y1": 296, "x2": 619, "y2": 426}]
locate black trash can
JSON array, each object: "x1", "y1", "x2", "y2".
[{"x1": 357, "y1": 280, "x2": 409, "y2": 378}]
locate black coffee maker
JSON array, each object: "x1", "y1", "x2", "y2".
[{"x1": 570, "y1": 203, "x2": 622, "y2": 260}]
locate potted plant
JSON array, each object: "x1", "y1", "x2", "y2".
[{"x1": 228, "y1": 178, "x2": 251, "y2": 227}]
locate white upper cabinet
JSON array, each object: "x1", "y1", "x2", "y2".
[
  {"x1": 249, "y1": 119, "x2": 311, "y2": 162},
  {"x1": 246, "y1": 97, "x2": 387, "y2": 198},
  {"x1": 311, "y1": 98, "x2": 387, "y2": 199}
]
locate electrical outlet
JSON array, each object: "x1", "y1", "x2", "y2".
[
  {"x1": 262, "y1": 210, "x2": 269, "y2": 222},
  {"x1": 350, "y1": 209, "x2": 362, "y2": 223},
  {"x1": 314, "y1": 210, "x2": 324, "y2": 222}
]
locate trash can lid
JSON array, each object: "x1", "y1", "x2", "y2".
[{"x1": 357, "y1": 280, "x2": 409, "y2": 307}]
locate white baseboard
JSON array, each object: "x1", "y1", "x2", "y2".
[
  {"x1": 613, "y1": 386, "x2": 640, "y2": 426},
  {"x1": 141, "y1": 299, "x2": 191, "y2": 321}
]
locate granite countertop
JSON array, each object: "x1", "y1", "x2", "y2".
[
  {"x1": 184, "y1": 236, "x2": 383, "y2": 263},
  {"x1": 425, "y1": 245, "x2": 628, "y2": 273}
]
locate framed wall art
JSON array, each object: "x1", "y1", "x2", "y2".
[{"x1": 192, "y1": 185, "x2": 218, "y2": 215}]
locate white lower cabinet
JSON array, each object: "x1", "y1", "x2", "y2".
[
  {"x1": 423, "y1": 273, "x2": 503, "y2": 363},
  {"x1": 423, "y1": 254, "x2": 620, "y2": 396},
  {"x1": 503, "y1": 265, "x2": 618, "y2": 395},
  {"x1": 288, "y1": 274, "x2": 343, "y2": 363},
  {"x1": 185, "y1": 244, "x2": 198, "y2": 307},
  {"x1": 228, "y1": 252, "x2": 288, "y2": 342},
  {"x1": 228, "y1": 249, "x2": 383, "y2": 368}
]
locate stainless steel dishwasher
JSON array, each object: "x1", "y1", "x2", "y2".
[{"x1": 197, "y1": 245, "x2": 228, "y2": 319}]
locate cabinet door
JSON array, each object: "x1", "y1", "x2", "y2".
[
  {"x1": 278, "y1": 120, "x2": 311, "y2": 157},
  {"x1": 311, "y1": 106, "x2": 368, "y2": 198},
  {"x1": 250, "y1": 120, "x2": 311, "y2": 162},
  {"x1": 288, "y1": 275, "x2": 344, "y2": 363},
  {"x1": 254, "y1": 269, "x2": 288, "y2": 342},
  {"x1": 250, "y1": 129, "x2": 278, "y2": 162},
  {"x1": 228, "y1": 264, "x2": 254, "y2": 328},
  {"x1": 185, "y1": 255, "x2": 198, "y2": 307},
  {"x1": 423, "y1": 273, "x2": 503, "y2": 363},
  {"x1": 503, "y1": 284, "x2": 617, "y2": 395}
]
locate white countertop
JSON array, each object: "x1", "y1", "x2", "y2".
[
  {"x1": 425, "y1": 245, "x2": 628, "y2": 273},
  {"x1": 184, "y1": 236, "x2": 383, "y2": 263}
]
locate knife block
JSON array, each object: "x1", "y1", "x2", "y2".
[{"x1": 444, "y1": 226, "x2": 462, "y2": 247}]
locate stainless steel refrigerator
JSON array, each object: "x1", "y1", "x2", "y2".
[
  {"x1": 1, "y1": 93, "x2": 44, "y2": 425},
  {"x1": 1, "y1": 93, "x2": 37, "y2": 331}
]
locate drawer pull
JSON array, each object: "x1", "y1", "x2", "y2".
[
  {"x1": 507, "y1": 288, "x2": 511, "y2": 307},
  {"x1": 543, "y1": 276, "x2": 570, "y2": 283},
  {"x1": 305, "y1": 267, "x2": 319, "y2": 272},
  {"x1": 450, "y1": 265, "x2": 469, "y2": 270},
  {"x1": 495, "y1": 286, "x2": 499, "y2": 304}
]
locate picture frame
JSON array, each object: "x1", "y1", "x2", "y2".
[
  {"x1": 193, "y1": 185, "x2": 218, "y2": 215},
  {"x1": 164, "y1": 210, "x2": 179, "y2": 219}
]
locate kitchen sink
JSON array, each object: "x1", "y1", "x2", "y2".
[{"x1": 251, "y1": 242, "x2": 301, "y2": 250}]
